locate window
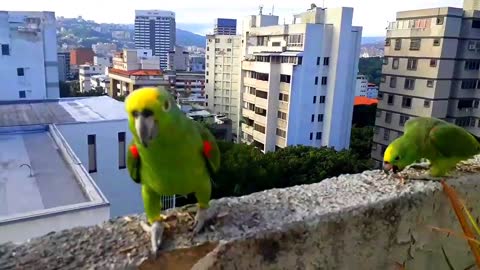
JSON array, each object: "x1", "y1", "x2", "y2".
[
  {"x1": 279, "y1": 93, "x2": 289, "y2": 102},
  {"x1": 385, "y1": 112, "x2": 392, "y2": 123},
  {"x1": 17, "y1": 68, "x2": 24, "y2": 76},
  {"x1": 88, "y1": 135, "x2": 97, "y2": 173},
  {"x1": 272, "y1": 42, "x2": 281, "y2": 46},
  {"x1": 404, "y1": 78, "x2": 415, "y2": 90},
  {"x1": 472, "y1": 20, "x2": 480, "y2": 28},
  {"x1": 311, "y1": 114, "x2": 315, "y2": 122},
  {"x1": 276, "y1": 128, "x2": 286, "y2": 138},
  {"x1": 394, "y1": 39, "x2": 401, "y2": 50},
  {"x1": 1, "y1": 44, "x2": 9, "y2": 55},
  {"x1": 430, "y1": 59, "x2": 437, "y2": 67},
  {"x1": 383, "y1": 57, "x2": 389, "y2": 65},
  {"x1": 461, "y1": 79, "x2": 477, "y2": 89},
  {"x1": 254, "y1": 123, "x2": 266, "y2": 133},
  {"x1": 387, "y1": 94, "x2": 395, "y2": 105},
  {"x1": 321, "y1": 77, "x2": 327, "y2": 85},
  {"x1": 227, "y1": 38, "x2": 232, "y2": 43},
  {"x1": 314, "y1": 76, "x2": 318, "y2": 85},
  {"x1": 376, "y1": 110, "x2": 382, "y2": 118},
  {"x1": 399, "y1": 115, "x2": 410, "y2": 126},
  {"x1": 215, "y1": 38, "x2": 220, "y2": 43},
  {"x1": 309, "y1": 133, "x2": 313, "y2": 140},
  {"x1": 427, "y1": 80, "x2": 434, "y2": 88},
  {"x1": 280, "y1": 74, "x2": 291, "y2": 83},
  {"x1": 433, "y1": 39, "x2": 441, "y2": 46},
  {"x1": 383, "y1": 129, "x2": 390, "y2": 141},
  {"x1": 319, "y1": 96, "x2": 326, "y2": 103},
  {"x1": 206, "y1": 71, "x2": 209, "y2": 76},
  {"x1": 475, "y1": 100, "x2": 480, "y2": 108},
  {"x1": 313, "y1": 96, "x2": 317, "y2": 103},
  {"x1": 118, "y1": 132, "x2": 126, "y2": 169},
  {"x1": 277, "y1": 111, "x2": 287, "y2": 120},
  {"x1": 227, "y1": 48, "x2": 231, "y2": 52},
  {"x1": 297, "y1": 56, "x2": 303, "y2": 65},
  {"x1": 256, "y1": 90, "x2": 268, "y2": 99},
  {"x1": 390, "y1": 77, "x2": 397, "y2": 88},
  {"x1": 410, "y1": 38, "x2": 421, "y2": 50},
  {"x1": 287, "y1": 34, "x2": 304, "y2": 46},
  {"x1": 407, "y1": 59, "x2": 417, "y2": 70},
  {"x1": 255, "y1": 107, "x2": 267, "y2": 116},
  {"x1": 207, "y1": 47, "x2": 209, "y2": 51},
  {"x1": 392, "y1": 58, "x2": 399, "y2": 69},
  {"x1": 378, "y1": 92, "x2": 384, "y2": 100},
  {"x1": 18, "y1": 90, "x2": 26, "y2": 98},
  {"x1": 385, "y1": 38, "x2": 391, "y2": 46},
  {"x1": 316, "y1": 57, "x2": 320, "y2": 65},
  {"x1": 424, "y1": 100, "x2": 431, "y2": 108},
  {"x1": 457, "y1": 99, "x2": 474, "y2": 109},
  {"x1": 381, "y1": 75, "x2": 386, "y2": 83},
  {"x1": 318, "y1": 114, "x2": 323, "y2": 122},
  {"x1": 465, "y1": 60, "x2": 480, "y2": 70},
  {"x1": 323, "y1": 57, "x2": 329, "y2": 66},
  {"x1": 402, "y1": 97, "x2": 412, "y2": 108},
  {"x1": 316, "y1": 132, "x2": 322, "y2": 140},
  {"x1": 436, "y1": 16, "x2": 444, "y2": 25}
]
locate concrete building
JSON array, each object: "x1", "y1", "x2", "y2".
[
  {"x1": 239, "y1": 6, "x2": 362, "y2": 152},
  {"x1": 92, "y1": 42, "x2": 117, "y2": 57},
  {"x1": 366, "y1": 83, "x2": 378, "y2": 99},
  {"x1": 134, "y1": 10, "x2": 176, "y2": 70},
  {"x1": 70, "y1": 48, "x2": 94, "y2": 66},
  {"x1": 355, "y1": 74, "x2": 368, "y2": 97},
  {"x1": 0, "y1": 11, "x2": 60, "y2": 100},
  {"x1": 167, "y1": 45, "x2": 189, "y2": 71},
  {"x1": 58, "y1": 51, "x2": 71, "y2": 82},
  {"x1": 214, "y1": 18, "x2": 237, "y2": 35},
  {"x1": 187, "y1": 109, "x2": 233, "y2": 142},
  {"x1": 79, "y1": 64, "x2": 103, "y2": 92},
  {"x1": 205, "y1": 35, "x2": 242, "y2": 140},
  {"x1": 371, "y1": 0, "x2": 480, "y2": 167},
  {"x1": 189, "y1": 55, "x2": 205, "y2": 72},
  {"x1": 93, "y1": 55, "x2": 112, "y2": 74},
  {"x1": 166, "y1": 71, "x2": 207, "y2": 107},
  {"x1": 90, "y1": 74, "x2": 110, "y2": 92},
  {"x1": 108, "y1": 49, "x2": 167, "y2": 97}
]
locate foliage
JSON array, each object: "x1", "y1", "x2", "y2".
[
  {"x1": 58, "y1": 81, "x2": 106, "y2": 98},
  {"x1": 350, "y1": 127, "x2": 374, "y2": 161},
  {"x1": 352, "y1": 104, "x2": 377, "y2": 128},
  {"x1": 359, "y1": 57, "x2": 382, "y2": 85}
]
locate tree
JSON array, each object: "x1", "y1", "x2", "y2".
[
  {"x1": 350, "y1": 127, "x2": 374, "y2": 161},
  {"x1": 59, "y1": 81, "x2": 72, "y2": 97},
  {"x1": 352, "y1": 104, "x2": 377, "y2": 127},
  {"x1": 359, "y1": 57, "x2": 382, "y2": 85}
]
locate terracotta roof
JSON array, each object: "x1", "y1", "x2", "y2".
[
  {"x1": 109, "y1": 68, "x2": 162, "y2": 76},
  {"x1": 367, "y1": 83, "x2": 377, "y2": 87},
  {"x1": 354, "y1": 96, "x2": 378, "y2": 106}
]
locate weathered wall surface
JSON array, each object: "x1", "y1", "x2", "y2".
[{"x1": 2, "y1": 158, "x2": 480, "y2": 270}]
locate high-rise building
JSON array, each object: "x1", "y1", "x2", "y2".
[
  {"x1": 355, "y1": 74, "x2": 368, "y2": 97},
  {"x1": 205, "y1": 35, "x2": 242, "y2": 140},
  {"x1": 134, "y1": 10, "x2": 176, "y2": 70},
  {"x1": 58, "y1": 51, "x2": 71, "y2": 82},
  {"x1": 371, "y1": 0, "x2": 480, "y2": 167},
  {"x1": 214, "y1": 18, "x2": 237, "y2": 35},
  {"x1": 239, "y1": 6, "x2": 362, "y2": 152},
  {"x1": 0, "y1": 11, "x2": 59, "y2": 100}
]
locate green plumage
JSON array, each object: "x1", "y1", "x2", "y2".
[{"x1": 385, "y1": 117, "x2": 480, "y2": 177}]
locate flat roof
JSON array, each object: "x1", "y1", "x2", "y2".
[
  {"x1": 0, "y1": 96, "x2": 127, "y2": 127},
  {"x1": 0, "y1": 128, "x2": 88, "y2": 218}
]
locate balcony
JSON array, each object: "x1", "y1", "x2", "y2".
[
  {"x1": 253, "y1": 130, "x2": 266, "y2": 143},
  {"x1": 255, "y1": 96, "x2": 268, "y2": 108},
  {"x1": 242, "y1": 109, "x2": 255, "y2": 119},
  {"x1": 244, "y1": 77, "x2": 269, "y2": 90},
  {"x1": 243, "y1": 93, "x2": 255, "y2": 103},
  {"x1": 241, "y1": 123, "x2": 254, "y2": 135},
  {"x1": 254, "y1": 114, "x2": 267, "y2": 125},
  {"x1": 279, "y1": 101, "x2": 289, "y2": 111},
  {"x1": 280, "y1": 82, "x2": 290, "y2": 93},
  {"x1": 277, "y1": 119, "x2": 287, "y2": 129},
  {"x1": 276, "y1": 136, "x2": 286, "y2": 147}
]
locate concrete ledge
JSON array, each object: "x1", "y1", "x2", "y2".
[{"x1": 2, "y1": 157, "x2": 480, "y2": 269}]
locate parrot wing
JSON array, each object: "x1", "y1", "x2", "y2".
[
  {"x1": 194, "y1": 121, "x2": 221, "y2": 175},
  {"x1": 126, "y1": 140, "x2": 142, "y2": 184},
  {"x1": 428, "y1": 123, "x2": 480, "y2": 158}
]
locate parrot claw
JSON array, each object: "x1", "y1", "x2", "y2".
[
  {"x1": 192, "y1": 207, "x2": 208, "y2": 235},
  {"x1": 140, "y1": 220, "x2": 164, "y2": 259}
]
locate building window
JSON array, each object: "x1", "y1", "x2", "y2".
[
  {"x1": 399, "y1": 115, "x2": 410, "y2": 126},
  {"x1": 427, "y1": 80, "x2": 434, "y2": 88},
  {"x1": 215, "y1": 38, "x2": 220, "y2": 43},
  {"x1": 1, "y1": 44, "x2": 9, "y2": 55},
  {"x1": 407, "y1": 59, "x2": 417, "y2": 70},
  {"x1": 430, "y1": 59, "x2": 437, "y2": 67},
  {"x1": 390, "y1": 77, "x2": 397, "y2": 88},
  {"x1": 323, "y1": 57, "x2": 329, "y2": 66},
  {"x1": 227, "y1": 38, "x2": 232, "y2": 43},
  {"x1": 309, "y1": 132, "x2": 313, "y2": 140},
  {"x1": 313, "y1": 96, "x2": 317, "y2": 103},
  {"x1": 433, "y1": 39, "x2": 441, "y2": 46},
  {"x1": 385, "y1": 112, "x2": 392, "y2": 123},
  {"x1": 321, "y1": 77, "x2": 327, "y2": 85},
  {"x1": 383, "y1": 57, "x2": 389, "y2": 65},
  {"x1": 256, "y1": 90, "x2": 268, "y2": 99},
  {"x1": 277, "y1": 111, "x2": 287, "y2": 120},
  {"x1": 404, "y1": 78, "x2": 415, "y2": 90},
  {"x1": 271, "y1": 41, "x2": 281, "y2": 46},
  {"x1": 287, "y1": 34, "x2": 304, "y2": 46},
  {"x1": 436, "y1": 16, "x2": 444, "y2": 25},
  {"x1": 297, "y1": 56, "x2": 303, "y2": 65},
  {"x1": 424, "y1": 100, "x2": 431, "y2": 108},
  {"x1": 311, "y1": 114, "x2": 315, "y2": 122},
  {"x1": 385, "y1": 38, "x2": 391, "y2": 46},
  {"x1": 465, "y1": 60, "x2": 480, "y2": 70},
  {"x1": 280, "y1": 74, "x2": 291, "y2": 83},
  {"x1": 316, "y1": 132, "x2": 322, "y2": 140},
  {"x1": 318, "y1": 114, "x2": 323, "y2": 122},
  {"x1": 319, "y1": 96, "x2": 326, "y2": 103},
  {"x1": 381, "y1": 75, "x2": 386, "y2": 83},
  {"x1": 387, "y1": 94, "x2": 395, "y2": 105},
  {"x1": 254, "y1": 123, "x2": 266, "y2": 134},
  {"x1": 392, "y1": 58, "x2": 399, "y2": 69},
  {"x1": 472, "y1": 20, "x2": 480, "y2": 28},
  {"x1": 118, "y1": 132, "x2": 126, "y2": 169},
  {"x1": 276, "y1": 128, "x2": 286, "y2": 138},
  {"x1": 279, "y1": 93, "x2": 289, "y2": 102},
  {"x1": 376, "y1": 110, "x2": 382, "y2": 118},
  {"x1": 17, "y1": 68, "x2": 24, "y2": 76},
  {"x1": 18, "y1": 91, "x2": 26, "y2": 98},
  {"x1": 316, "y1": 57, "x2": 320, "y2": 65},
  {"x1": 88, "y1": 134, "x2": 97, "y2": 173},
  {"x1": 402, "y1": 97, "x2": 412, "y2": 108},
  {"x1": 383, "y1": 129, "x2": 390, "y2": 141},
  {"x1": 315, "y1": 76, "x2": 318, "y2": 85},
  {"x1": 394, "y1": 39, "x2": 401, "y2": 50},
  {"x1": 461, "y1": 79, "x2": 477, "y2": 89},
  {"x1": 378, "y1": 92, "x2": 384, "y2": 100},
  {"x1": 207, "y1": 47, "x2": 209, "y2": 51}
]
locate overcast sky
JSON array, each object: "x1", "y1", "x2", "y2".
[{"x1": 2, "y1": 0, "x2": 464, "y2": 36}]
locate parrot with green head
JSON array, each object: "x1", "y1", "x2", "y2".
[
  {"x1": 124, "y1": 86, "x2": 220, "y2": 256},
  {"x1": 383, "y1": 116, "x2": 480, "y2": 181}
]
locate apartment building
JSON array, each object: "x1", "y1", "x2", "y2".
[
  {"x1": 355, "y1": 74, "x2": 368, "y2": 97},
  {"x1": 214, "y1": 18, "x2": 237, "y2": 35},
  {"x1": 0, "y1": 11, "x2": 59, "y2": 100},
  {"x1": 205, "y1": 34, "x2": 242, "y2": 139},
  {"x1": 58, "y1": 51, "x2": 71, "y2": 82},
  {"x1": 371, "y1": 0, "x2": 480, "y2": 167},
  {"x1": 239, "y1": 6, "x2": 362, "y2": 152},
  {"x1": 79, "y1": 64, "x2": 103, "y2": 92},
  {"x1": 167, "y1": 45, "x2": 189, "y2": 71}
]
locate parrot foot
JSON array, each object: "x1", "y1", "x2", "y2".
[
  {"x1": 407, "y1": 174, "x2": 444, "y2": 181},
  {"x1": 140, "y1": 220, "x2": 165, "y2": 259},
  {"x1": 192, "y1": 207, "x2": 208, "y2": 235}
]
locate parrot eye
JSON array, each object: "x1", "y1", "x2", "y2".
[
  {"x1": 395, "y1": 156, "x2": 400, "y2": 161},
  {"x1": 163, "y1": 99, "x2": 171, "y2": 112},
  {"x1": 132, "y1": 110, "x2": 139, "y2": 118}
]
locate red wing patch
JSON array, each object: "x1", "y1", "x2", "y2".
[
  {"x1": 130, "y1": 144, "x2": 140, "y2": 159},
  {"x1": 203, "y1": 141, "x2": 212, "y2": 158}
]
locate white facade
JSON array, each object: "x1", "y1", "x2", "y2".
[
  {"x1": 0, "y1": 11, "x2": 59, "y2": 100},
  {"x1": 112, "y1": 49, "x2": 160, "y2": 71},
  {"x1": 206, "y1": 35, "x2": 242, "y2": 139},
  {"x1": 240, "y1": 7, "x2": 362, "y2": 152},
  {"x1": 93, "y1": 56, "x2": 112, "y2": 74},
  {"x1": 355, "y1": 74, "x2": 368, "y2": 97},
  {"x1": 79, "y1": 64, "x2": 102, "y2": 92},
  {"x1": 134, "y1": 10, "x2": 176, "y2": 70}
]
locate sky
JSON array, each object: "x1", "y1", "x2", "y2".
[{"x1": 2, "y1": 0, "x2": 464, "y2": 36}]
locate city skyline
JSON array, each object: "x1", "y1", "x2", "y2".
[{"x1": 1, "y1": 0, "x2": 463, "y2": 36}]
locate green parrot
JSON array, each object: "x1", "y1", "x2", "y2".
[
  {"x1": 125, "y1": 86, "x2": 220, "y2": 255},
  {"x1": 383, "y1": 116, "x2": 480, "y2": 181}
]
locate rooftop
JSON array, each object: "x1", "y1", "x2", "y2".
[
  {"x1": 108, "y1": 68, "x2": 162, "y2": 77},
  {"x1": 354, "y1": 96, "x2": 378, "y2": 106},
  {"x1": 0, "y1": 96, "x2": 126, "y2": 127}
]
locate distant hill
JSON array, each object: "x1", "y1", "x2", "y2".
[
  {"x1": 176, "y1": 29, "x2": 206, "y2": 48},
  {"x1": 361, "y1": 36, "x2": 384, "y2": 45}
]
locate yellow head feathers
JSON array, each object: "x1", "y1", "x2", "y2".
[
  {"x1": 125, "y1": 87, "x2": 160, "y2": 113},
  {"x1": 383, "y1": 144, "x2": 394, "y2": 162}
]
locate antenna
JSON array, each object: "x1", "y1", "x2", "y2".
[
  {"x1": 259, "y1": 5, "x2": 263, "y2": 15},
  {"x1": 272, "y1": 5, "x2": 274, "y2": 15},
  {"x1": 322, "y1": 0, "x2": 325, "y2": 8}
]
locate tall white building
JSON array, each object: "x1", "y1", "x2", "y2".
[
  {"x1": 355, "y1": 74, "x2": 368, "y2": 97},
  {"x1": 205, "y1": 34, "x2": 242, "y2": 139},
  {"x1": 134, "y1": 10, "x2": 176, "y2": 70},
  {"x1": 0, "y1": 11, "x2": 59, "y2": 100},
  {"x1": 239, "y1": 6, "x2": 362, "y2": 152}
]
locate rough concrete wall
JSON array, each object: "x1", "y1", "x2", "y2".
[{"x1": 2, "y1": 158, "x2": 480, "y2": 270}]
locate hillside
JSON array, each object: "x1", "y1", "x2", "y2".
[{"x1": 176, "y1": 29, "x2": 206, "y2": 47}]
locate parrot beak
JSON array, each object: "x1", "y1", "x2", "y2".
[
  {"x1": 134, "y1": 113, "x2": 157, "y2": 148},
  {"x1": 383, "y1": 161, "x2": 392, "y2": 174}
]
